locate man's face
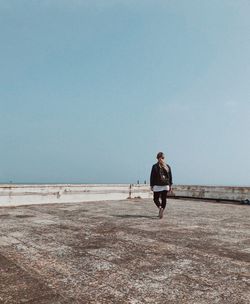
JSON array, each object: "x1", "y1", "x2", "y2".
[{"x1": 158, "y1": 155, "x2": 165, "y2": 164}]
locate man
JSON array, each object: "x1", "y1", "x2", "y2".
[{"x1": 150, "y1": 152, "x2": 173, "y2": 219}]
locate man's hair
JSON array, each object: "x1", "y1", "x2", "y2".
[{"x1": 156, "y1": 152, "x2": 164, "y2": 159}]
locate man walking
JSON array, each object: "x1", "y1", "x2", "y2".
[{"x1": 150, "y1": 152, "x2": 173, "y2": 219}]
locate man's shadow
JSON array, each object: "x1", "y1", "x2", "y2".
[{"x1": 111, "y1": 214, "x2": 157, "y2": 219}]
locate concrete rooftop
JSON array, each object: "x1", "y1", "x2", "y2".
[{"x1": 0, "y1": 198, "x2": 249, "y2": 304}]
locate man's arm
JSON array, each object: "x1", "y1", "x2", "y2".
[
  {"x1": 150, "y1": 165, "x2": 155, "y2": 191},
  {"x1": 168, "y1": 165, "x2": 173, "y2": 192}
]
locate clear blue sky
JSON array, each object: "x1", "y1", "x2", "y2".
[{"x1": 1, "y1": 0, "x2": 249, "y2": 185}]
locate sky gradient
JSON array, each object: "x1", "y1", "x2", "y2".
[{"x1": 1, "y1": 0, "x2": 250, "y2": 185}]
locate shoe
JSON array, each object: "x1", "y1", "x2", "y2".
[{"x1": 159, "y1": 208, "x2": 164, "y2": 219}]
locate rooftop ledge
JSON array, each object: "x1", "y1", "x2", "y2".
[{"x1": 0, "y1": 184, "x2": 250, "y2": 207}]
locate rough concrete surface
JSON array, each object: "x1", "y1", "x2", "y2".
[{"x1": 0, "y1": 198, "x2": 249, "y2": 304}]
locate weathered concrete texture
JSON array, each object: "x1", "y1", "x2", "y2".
[{"x1": 0, "y1": 199, "x2": 249, "y2": 303}]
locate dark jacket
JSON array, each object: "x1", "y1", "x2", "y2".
[{"x1": 150, "y1": 163, "x2": 173, "y2": 187}]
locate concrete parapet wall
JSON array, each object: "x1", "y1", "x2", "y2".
[
  {"x1": 172, "y1": 185, "x2": 250, "y2": 201},
  {"x1": 0, "y1": 184, "x2": 151, "y2": 207},
  {"x1": 0, "y1": 184, "x2": 249, "y2": 206}
]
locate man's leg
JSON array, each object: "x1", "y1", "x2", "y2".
[
  {"x1": 161, "y1": 190, "x2": 167, "y2": 209},
  {"x1": 153, "y1": 191, "x2": 161, "y2": 208},
  {"x1": 159, "y1": 191, "x2": 167, "y2": 219}
]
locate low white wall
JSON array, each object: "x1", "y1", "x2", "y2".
[
  {"x1": 0, "y1": 184, "x2": 151, "y2": 207},
  {"x1": 0, "y1": 184, "x2": 249, "y2": 207}
]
